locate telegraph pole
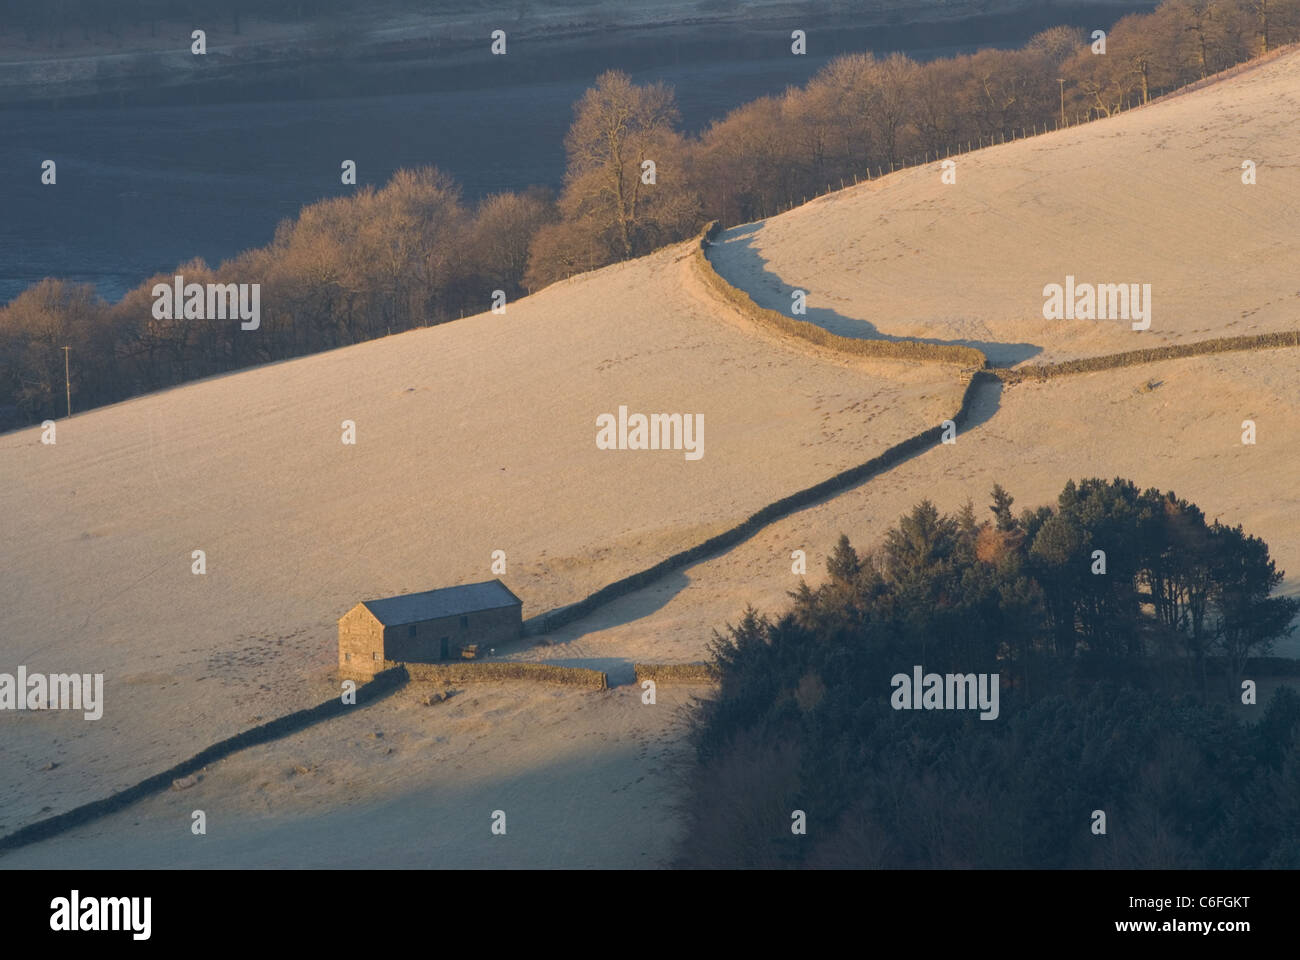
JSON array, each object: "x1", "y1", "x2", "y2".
[
  {"x1": 62, "y1": 345, "x2": 71, "y2": 418},
  {"x1": 1058, "y1": 78, "x2": 1066, "y2": 128}
]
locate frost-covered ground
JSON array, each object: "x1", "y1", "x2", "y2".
[
  {"x1": 710, "y1": 49, "x2": 1300, "y2": 366},
  {"x1": 4, "y1": 43, "x2": 1297, "y2": 870},
  {"x1": 0, "y1": 236, "x2": 957, "y2": 839}
]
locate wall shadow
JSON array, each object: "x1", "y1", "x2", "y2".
[
  {"x1": 714, "y1": 222, "x2": 1043, "y2": 367},
  {"x1": 962, "y1": 374, "x2": 1003, "y2": 431},
  {"x1": 523, "y1": 570, "x2": 691, "y2": 639},
  {"x1": 518, "y1": 374, "x2": 1004, "y2": 647}
]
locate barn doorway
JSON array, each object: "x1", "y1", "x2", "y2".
[{"x1": 440, "y1": 637, "x2": 449, "y2": 660}]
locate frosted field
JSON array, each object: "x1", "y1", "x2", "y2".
[
  {"x1": 710, "y1": 49, "x2": 1300, "y2": 366},
  {"x1": 4, "y1": 47, "x2": 1298, "y2": 868},
  {"x1": 0, "y1": 238, "x2": 958, "y2": 838}
]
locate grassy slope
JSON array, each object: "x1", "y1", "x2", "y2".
[
  {"x1": 0, "y1": 240, "x2": 957, "y2": 836},
  {"x1": 4, "y1": 46, "x2": 1297, "y2": 869},
  {"x1": 709, "y1": 48, "x2": 1300, "y2": 366}
]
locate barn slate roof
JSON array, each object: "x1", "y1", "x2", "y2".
[{"x1": 361, "y1": 579, "x2": 521, "y2": 626}]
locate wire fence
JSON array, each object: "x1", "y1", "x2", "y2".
[{"x1": 765, "y1": 41, "x2": 1300, "y2": 217}]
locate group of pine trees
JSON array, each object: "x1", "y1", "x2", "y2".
[
  {"x1": 676, "y1": 478, "x2": 1300, "y2": 867},
  {"x1": 5, "y1": 0, "x2": 1300, "y2": 426}
]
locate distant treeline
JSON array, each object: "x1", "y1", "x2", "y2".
[
  {"x1": 4, "y1": 0, "x2": 1299, "y2": 428},
  {"x1": 677, "y1": 478, "x2": 1300, "y2": 867}
]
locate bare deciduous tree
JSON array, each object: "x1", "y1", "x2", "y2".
[{"x1": 561, "y1": 70, "x2": 688, "y2": 261}]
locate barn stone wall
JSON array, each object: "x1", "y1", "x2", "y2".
[
  {"x1": 383, "y1": 603, "x2": 522, "y2": 664},
  {"x1": 338, "y1": 605, "x2": 385, "y2": 677}
]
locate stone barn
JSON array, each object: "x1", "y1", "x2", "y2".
[{"x1": 338, "y1": 579, "x2": 522, "y2": 676}]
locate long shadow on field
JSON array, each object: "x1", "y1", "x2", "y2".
[
  {"x1": 528, "y1": 376, "x2": 1004, "y2": 647},
  {"x1": 526, "y1": 570, "x2": 692, "y2": 649},
  {"x1": 962, "y1": 372, "x2": 1003, "y2": 431},
  {"x1": 712, "y1": 222, "x2": 1043, "y2": 367}
]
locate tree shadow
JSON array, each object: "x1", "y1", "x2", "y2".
[{"x1": 712, "y1": 222, "x2": 1043, "y2": 367}]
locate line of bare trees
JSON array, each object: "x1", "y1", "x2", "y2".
[
  {"x1": 3, "y1": 0, "x2": 1298, "y2": 428},
  {"x1": 529, "y1": 0, "x2": 1300, "y2": 270},
  {"x1": 0, "y1": 172, "x2": 557, "y2": 424}
]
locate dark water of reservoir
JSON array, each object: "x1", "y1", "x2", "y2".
[{"x1": 0, "y1": 5, "x2": 1150, "y2": 304}]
